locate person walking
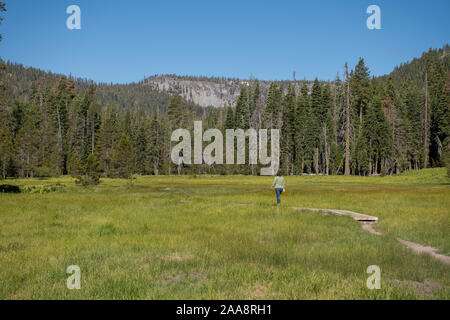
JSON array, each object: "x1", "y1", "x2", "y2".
[{"x1": 271, "y1": 171, "x2": 285, "y2": 205}]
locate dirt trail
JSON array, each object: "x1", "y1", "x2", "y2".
[
  {"x1": 292, "y1": 207, "x2": 378, "y2": 222},
  {"x1": 397, "y1": 238, "x2": 450, "y2": 265},
  {"x1": 360, "y1": 222, "x2": 383, "y2": 235},
  {"x1": 292, "y1": 207, "x2": 450, "y2": 265}
]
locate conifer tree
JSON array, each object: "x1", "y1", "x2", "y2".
[
  {"x1": 167, "y1": 94, "x2": 187, "y2": 128},
  {"x1": 264, "y1": 83, "x2": 281, "y2": 129},
  {"x1": 135, "y1": 120, "x2": 149, "y2": 175},
  {"x1": 309, "y1": 79, "x2": 322, "y2": 173},
  {"x1": 224, "y1": 106, "x2": 235, "y2": 129},
  {"x1": 294, "y1": 81, "x2": 310, "y2": 173},
  {"x1": 76, "y1": 153, "x2": 101, "y2": 186},
  {"x1": 15, "y1": 119, "x2": 40, "y2": 177},
  {"x1": 111, "y1": 133, "x2": 135, "y2": 178},
  {"x1": 0, "y1": 125, "x2": 12, "y2": 179},
  {"x1": 96, "y1": 109, "x2": 116, "y2": 176},
  {"x1": 67, "y1": 152, "x2": 81, "y2": 177},
  {"x1": 235, "y1": 86, "x2": 249, "y2": 129},
  {"x1": 280, "y1": 84, "x2": 296, "y2": 174},
  {"x1": 147, "y1": 112, "x2": 162, "y2": 175},
  {"x1": 344, "y1": 63, "x2": 352, "y2": 175},
  {"x1": 351, "y1": 58, "x2": 371, "y2": 133}
]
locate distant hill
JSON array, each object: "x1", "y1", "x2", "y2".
[
  {"x1": 3, "y1": 63, "x2": 312, "y2": 110},
  {"x1": 379, "y1": 44, "x2": 450, "y2": 85},
  {"x1": 3, "y1": 62, "x2": 173, "y2": 114}
]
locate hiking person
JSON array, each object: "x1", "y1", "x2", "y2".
[{"x1": 271, "y1": 171, "x2": 285, "y2": 205}]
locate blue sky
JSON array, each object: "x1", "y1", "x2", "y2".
[{"x1": 0, "y1": 0, "x2": 448, "y2": 84}]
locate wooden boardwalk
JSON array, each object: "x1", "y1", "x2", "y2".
[{"x1": 291, "y1": 207, "x2": 450, "y2": 265}]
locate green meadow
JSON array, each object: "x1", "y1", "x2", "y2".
[{"x1": 0, "y1": 168, "x2": 449, "y2": 299}]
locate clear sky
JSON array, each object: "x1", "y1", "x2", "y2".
[{"x1": 0, "y1": 0, "x2": 448, "y2": 84}]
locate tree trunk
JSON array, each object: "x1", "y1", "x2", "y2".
[
  {"x1": 423, "y1": 71, "x2": 429, "y2": 169},
  {"x1": 333, "y1": 82, "x2": 338, "y2": 147},
  {"x1": 314, "y1": 147, "x2": 319, "y2": 174},
  {"x1": 344, "y1": 63, "x2": 351, "y2": 175},
  {"x1": 359, "y1": 106, "x2": 363, "y2": 135},
  {"x1": 323, "y1": 126, "x2": 329, "y2": 175},
  {"x1": 91, "y1": 121, "x2": 95, "y2": 154}
]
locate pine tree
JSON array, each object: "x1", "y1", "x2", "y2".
[
  {"x1": 96, "y1": 109, "x2": 116, "y2": 176},
  {"x1": 15, "y1": 119, "x2": 40, "y2": 177},
  {"x1": 67, "y1": 151, "x2": 81, "y2": 177},
  {"x1": 280, "y1": 84, "x2": 296, "y2": 174},
  {"x1": 76, "y1": 153, "x2": 101, "y2": 186},
  {"x1": 344, "y1": 63, "x2": 352, "y2": 175},
  {"x1": 147, "y1": 112, "x2": 162, "y2": 175},
  {"x1": 402, "y1": 81, "x2": 422, "y2": 169},
  {"x1": 383, "y1": 78, "x2": 407, "y2": 173},
  {"x1": 264, "y1": 83, "x2": 281, "y2": 129},
  {"x1": 331, "y1": 74, "x2": 344, "y2": 174},
  {"x1": 250, "y1": 82, "x2": 262, "y2": 130},
  {"x1": 350, "y1": 59, "x2": 371, "y2": 175},
  {"x1": 0, "y1": 125, "x2": 12, "y2": 179},
  {"x1": 135, "y1": 120, "x2": 149, "y2": 175},
  {"x1": 351, "y1": 58, "x2": 371, "y2": 133},
  {"x1": 364, "y1": 85, "x2": 392, "y2": 175},
  {"x1": 167, "y1": 94, "x2": 187, "y2": 128},
  {"x1": 224, "y1": 106, "x2": 235, "y2": 129},
  {"x1": 234, "y1": 86, "x2": 250, "y2": 129},
  {"x1": 111, "y1": 133, "x2": 135, "y2": 178},
  {"x1": 428, "y1": 57, "x2": 447, "y2": 166},
  {"x1": 309, "y1": 79, "x2": 322, "y2": 173},
  {"x1": 320, "y1": 83, "x2": 334, "y2": 175},
  {"x1": 53, "y1": 78, "x2": 71, "y2": 164},
  {"x1": 441, "y1": 71, "x2": 450, "y2": 176},
  {"x1": 294, "y1": 81, "x2": 309, "y2": 173}
]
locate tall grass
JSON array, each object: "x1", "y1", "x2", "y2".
[{"x1": 0, "y1": 168, "x2": 448, "y2": 299}]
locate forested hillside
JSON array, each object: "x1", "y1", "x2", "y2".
[
  {"x1": 3, "y1": 62, "x2": 173, "y2": 114},
  {"x1": 0, "y1": 0, "x2": 448, "y2": 179}
]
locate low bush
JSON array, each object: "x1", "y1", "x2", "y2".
[
  {"x1": 0, "y1": 184, "x2": 21, "y2": 193},
  {"x1": 22, "y1": 183, "x2": 65, "y2": 194}
]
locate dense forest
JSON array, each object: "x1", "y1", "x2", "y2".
[{"x1": 0, "y1": 2, "x2": 449, "y2": 180}]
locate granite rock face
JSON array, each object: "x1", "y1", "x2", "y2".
[{"x1": 144, "y1": 75, "x2": 275, "y2": 108}]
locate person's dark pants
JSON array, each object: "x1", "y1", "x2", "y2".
[{"x1": 275, "y1": 188, "x2": 283, "y2": 204}]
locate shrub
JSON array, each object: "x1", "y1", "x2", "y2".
[
  {"x1": 67, "y1": 153, "x2": 82, "y2": 178},
  {"x1": 444, "y1": 137, "x2": 450, "y2": 178},
  {"x1": 22, "y1": 183, "x2": 65, "y2": 194},
  {"x1": 35, "y1": 166, "x2": 60, "y2": 178},
  {"x1": 76, "y1": 154, "x2": 101, "y2": 186},
  {"x1": 0, "y1": 184, "x2": 21, "y2": 193}
]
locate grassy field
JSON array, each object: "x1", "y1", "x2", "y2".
[{"x1": 0, "y1": 168, "x2": 449, "y2": 299}]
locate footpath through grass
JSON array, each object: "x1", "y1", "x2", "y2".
[{"x1": 0, "y1": 168, "x2": 449, "y2": 299}]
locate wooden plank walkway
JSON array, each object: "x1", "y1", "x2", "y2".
[{"x1": 291, "y1": 207, "x2": 450, "y2": 265}]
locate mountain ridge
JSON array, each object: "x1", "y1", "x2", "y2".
[{"x1": 2, "y1": 44, "x2": 448, "y2": 109}]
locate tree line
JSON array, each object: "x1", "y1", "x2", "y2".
[{"x1": 225, "y1": 51, "x2": 449, "y2": 176}]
